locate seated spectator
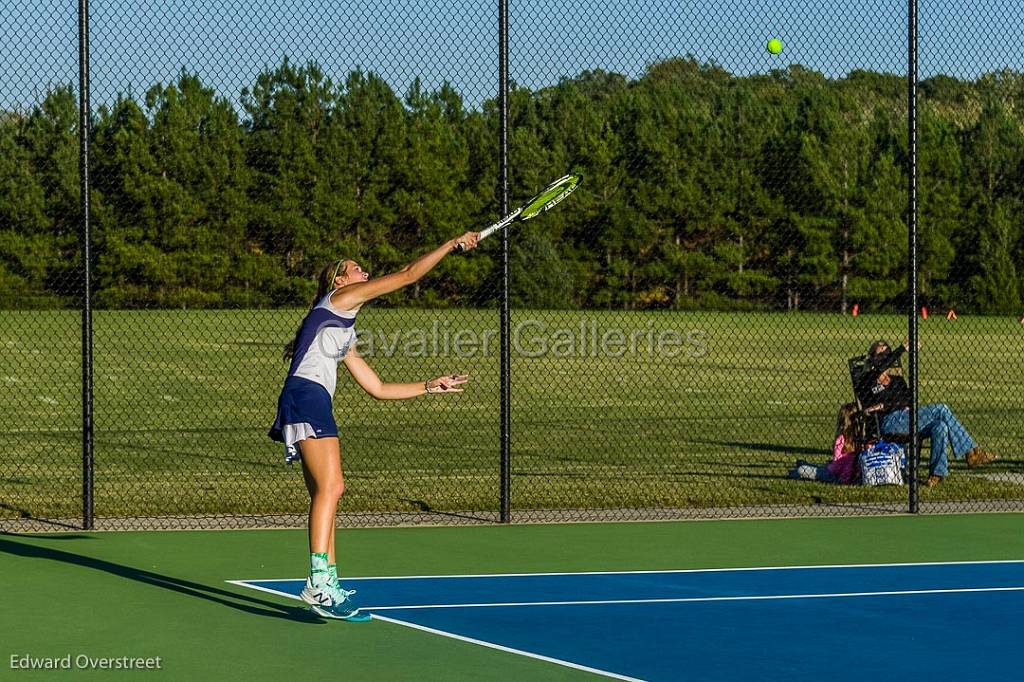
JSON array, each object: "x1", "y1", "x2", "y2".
[
  {"x1": 859, "y1": 339, "x2": 997, "y2": 487},
  {"x1": 788, "y1": 402, "x2": 862, "y2": 484}
]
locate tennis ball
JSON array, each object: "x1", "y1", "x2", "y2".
[{"x1": 767, "y1": 38, "x2": 783, "y2": 55}]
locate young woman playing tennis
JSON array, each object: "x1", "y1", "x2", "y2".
[{"x1": 268, "y1": 230, "x2": 480, "y2": 621}]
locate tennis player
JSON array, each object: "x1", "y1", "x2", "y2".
[{"x1": 269, "y1": 230, "x2": 480, "y2": 621}]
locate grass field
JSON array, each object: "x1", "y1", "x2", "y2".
[{"x1": 1, "y1": 308, "x2": 1022, "y2": 523}]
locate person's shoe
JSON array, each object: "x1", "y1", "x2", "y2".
[
  {"x1": 330, "y1": 583, "x2": 357, "y2": 599},
  {"x1": 795, "y1": 464, "x2": 820, "y2": 480},
  {"x1": 966, "y1": 448, "x2": 997, "y2": 468},
  {"x1": 312, "y1": 596, "x2": 372, "y2": 622},
  {"x1": 300, "y1": 576, "x2": 335, "y2": 609},
  {"x1": 300, "y1": 578, "x2": 372, "y2": 622},
  {"x1": 925, "y1": 474, "x2": 943, "y2": 488}
]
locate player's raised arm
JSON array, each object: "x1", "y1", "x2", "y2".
[{"x1": 331, "y1": 231, "x2": 479, "y2": 310}]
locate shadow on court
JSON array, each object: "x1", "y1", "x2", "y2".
[{"x1": 0, "y1": 533, "x2": 320, "y2": 623}]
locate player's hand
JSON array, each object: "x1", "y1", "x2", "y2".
[
  {"x1": 426, "y1": 374, "x2": 470, "y2": 394},
  {"x1": 454, "y1": 232, "x2": 480, "y2": 252}
]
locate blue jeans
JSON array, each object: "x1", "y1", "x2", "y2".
[{"x1": 880, "y1": 404, "x2": 977, "y2": 477}]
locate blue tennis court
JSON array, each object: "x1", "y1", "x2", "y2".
[{"x1": 234, "y1": 560, "x2": 1024, "y2": 681}]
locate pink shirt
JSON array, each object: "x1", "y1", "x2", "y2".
[{"x1": 828, "y1": 434, "x2": 859, "y2": 484}]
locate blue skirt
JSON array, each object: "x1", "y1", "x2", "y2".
[{"x1": 268, "y1": 375, "x2": 338, "y2": 450}]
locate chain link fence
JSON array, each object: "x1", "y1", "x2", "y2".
[
  {"x1": 506, "y1": 0, "x2": 918, "y2": 520},
  {"x1": 915, "y1": 0, "x2": 1024, "y2": 512},
  {"x1": 1, "y1": 0, "x2": 1021, "y2": 531},
  {"x1": 1, "y1": 0, "x2": 83, "y2": 528}
]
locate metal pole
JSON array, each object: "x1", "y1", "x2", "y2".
[
  {"x1": 498, "y1": 0, "x2": 511, "y2": 523},
  {"x1": 907, "y1": 0, "x2": 919, "y2": 513},
  {"x1": 78, "y1": 0, "x2": 94, "y2": 529}
]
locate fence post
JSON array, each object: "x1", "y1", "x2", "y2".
[
  {"x1": 498, "y1": 0, "x2": 512, "y2": 523},
  {"x1": 78, "y1": 0, "x2": 94, "y2": 530},
  {"x1": 907, "y1": 0, "x2": 919, "y2": 513}
]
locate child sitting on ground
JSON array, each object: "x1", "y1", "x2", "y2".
[{"x1": 788, "y1": 402, "x2": 862, "y2": 483}]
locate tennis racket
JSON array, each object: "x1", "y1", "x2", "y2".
[{"x1": 458, "y1": 173, "x2": 582, "y2": 251}]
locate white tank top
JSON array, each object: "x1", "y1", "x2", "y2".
[{"x1": 287, "y1": 290, "x2": 357, "y2": 396}]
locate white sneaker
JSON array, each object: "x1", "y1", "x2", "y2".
[
  {"x1": 299, "y1": 576, "x2": 370, "y2": 622},
  {"x1": 299, "y1": 576, "x2": 335, "y2": 608}
]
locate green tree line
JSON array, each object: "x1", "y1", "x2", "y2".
[{"x1": 2, "y1": 57, "x2": 1023, "y2": 312}]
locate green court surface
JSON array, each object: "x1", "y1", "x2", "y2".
[{"x1": 2, "y1": 514, "x2": 1023, "y2": 680}]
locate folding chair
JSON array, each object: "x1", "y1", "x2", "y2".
[{"x1": 848, "y1": 353, "x2": 927, "y2": 466}]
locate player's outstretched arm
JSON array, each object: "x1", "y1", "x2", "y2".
[
  {"x1": 331, "y1": 231, "x2": 479, "y2": 310},
  {"x1": 343, "y1": 348, "x2": 469, "y2": 400}
]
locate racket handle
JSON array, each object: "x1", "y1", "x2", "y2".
[
  {"x1": 457, "y1": 228, "x2": 492, "y2": 252},
  {"x1": 458, "y1": 207, "x2": 518, "y2": 252}
]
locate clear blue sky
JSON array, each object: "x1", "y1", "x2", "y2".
[{"x1": 2, "y1": 0, "x2": 1022, "y2": 112}]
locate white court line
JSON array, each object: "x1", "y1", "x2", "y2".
[
  {"x1": 367, "y1": 613, "x2": 644, "y2": 682},
  {"x1": 232, "y1": 558, "x2": 1024, "y2": 584},
  {"x1": 361, "y1": 585, "x2": 1024, "y2": 611},
  {"x1": 228, "y1": 579, "x2": 1024, "y2": 613},
  {"x1": 225, "y1": 579, "x2": 643, "y2": 681},
  {"x1": 225, "y1": 580, "x2": 298, "y2": 601}
]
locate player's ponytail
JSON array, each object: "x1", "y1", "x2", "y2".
[{"x1": 282, "y1": 260, "x2": 348, "y2": 362}]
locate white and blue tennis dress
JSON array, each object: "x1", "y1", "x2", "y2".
[{"x1": 268, "y1": 290, "x2": 357, "y2": 463}]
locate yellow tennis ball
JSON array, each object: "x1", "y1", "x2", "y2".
[{"x1": 767, "y1": 38, "x2": 783, "y2": 55}]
